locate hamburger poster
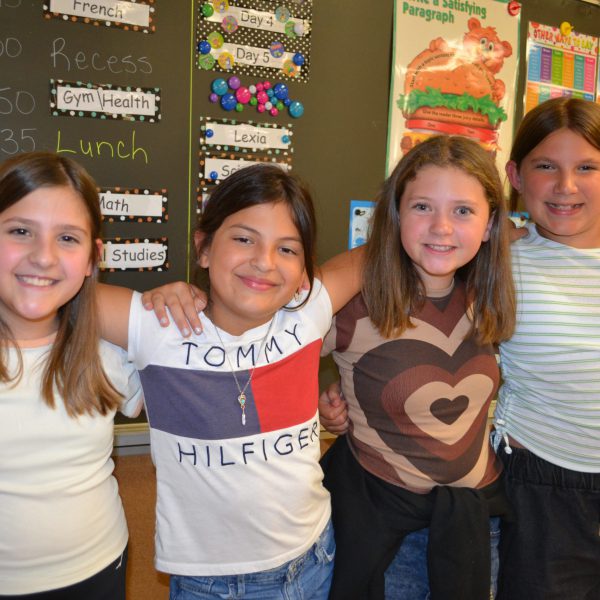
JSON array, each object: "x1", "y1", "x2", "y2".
[{"x1": 387, "y1": 0, "x2": 520, "y2": 174}]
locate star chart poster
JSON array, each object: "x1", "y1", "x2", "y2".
[
  {"x1": 387, "y1": 0, "x2": 520, "y2": 175},
  {"x1": 525, "y1": 22, "x2": 597, "y2": 114}
]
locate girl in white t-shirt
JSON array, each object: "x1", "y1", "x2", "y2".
[
  {"x1": 0, "y1": 152, "x2": 143, "y2": 599},
  {"x1": 98, "y1": 163, "x2": 361, "y2": 600}
]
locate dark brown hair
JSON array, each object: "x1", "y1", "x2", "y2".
[
  {"x1": 197, "y1": 163, "x2": 316, "y2": 307},
  {"x1": 0, "y1": 152, "x2": 122, "y2": 416},
  {"x1": 363, "y1": 135, "x2": 515, "y2": 344},
  {"x1": 509, "y1": 97, "x2": 600, "y2": 211}
]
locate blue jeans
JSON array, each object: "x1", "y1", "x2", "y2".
[
  {"x1": 384, "y1": 517, "x2": 501, "y2": 600},
  {"x1": 169, "y1": 520, "x2": 335, "y2": 600}
]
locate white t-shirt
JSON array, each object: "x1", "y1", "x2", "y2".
[
  {"x1": 128, "y1": 281, "x2": 333, "y2": 576},
  {"x1": 496, "y1": 223, "x2": 600, "y2": 472},
  {"x1": 0, "y1": 341, "x2": 143, "y2": 594}
]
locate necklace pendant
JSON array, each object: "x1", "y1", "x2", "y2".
[{"x1": 238, "y1": 393, "x2": 247, "y2": 426}]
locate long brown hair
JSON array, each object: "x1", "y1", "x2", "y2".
[
  {"x1": 509, "y1": 97, "x2": 600, "y2": 211},
  {"x1": 363, "y1": 135, "x2": 515, "y2": 344},
  {"x1": 0, "y1": 152, "x2": 122, "y2": 416}
]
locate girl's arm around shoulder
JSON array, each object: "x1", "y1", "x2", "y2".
[
  {"x1": 96, "y1": 283, "x2": 134, "y2": 350},
  {"x1": 318, "y1": 246, "x2": 365, "y2": 314}
]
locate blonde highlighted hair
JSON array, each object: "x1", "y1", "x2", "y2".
[
  {"x1": 363, "y1": 135, "x2": 515, "y2": 344},
  {"x1": 0, "y1": 152, "x2": 122, "y2": 416}
]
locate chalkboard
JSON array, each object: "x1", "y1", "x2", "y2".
[
  {"x1": 2, "y1": 0, "x2": 600, "y2": 429},
  {"x1": 0, "y1": 0, "x2": 193, "y2": 288}
]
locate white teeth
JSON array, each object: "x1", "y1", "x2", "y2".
[
  {"x1": 427, "y1": 245, "x2": 453, "y2": 251},
  {"x1": 548, "y1": 203, "x2": 581, "y2": 211},
  {"x1": 18, "y1": 276, "x2": 55, "y2": 286}
]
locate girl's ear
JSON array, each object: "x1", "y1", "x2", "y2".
[
  {"x1": 505, "y1": 161, "x2": 521, "y2": 192},
  {"x1": 482, "y1": 212, "x2": 494, "y2": 243},
  {"x1": 88, "y1": 238, "x2": 103, "y2": 276},
  {"x1": 194, "y1": 231, "x2": 210, "y2": 268}
]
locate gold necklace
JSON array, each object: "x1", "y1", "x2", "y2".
[{"x1": 213, "y1": 316, "x2": 276, "y2": 425}]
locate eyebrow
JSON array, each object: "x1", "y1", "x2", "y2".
[
  {"x1": 2, "y1": 216, "x2": 89, "y2": 233},
  {"x1": 228, "y1": 223, "x2": 302, "y2": 243}
]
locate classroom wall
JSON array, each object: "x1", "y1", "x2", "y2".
[{"x1": 2, "y1": 0, "x2": 599, "y2": 409}]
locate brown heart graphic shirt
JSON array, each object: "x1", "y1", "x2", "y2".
[{"x1": 323, "y1": 280, "x2": 502, "y2": 493}]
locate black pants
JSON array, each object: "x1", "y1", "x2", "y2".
[
  {"x1": 0, "y1": 546, "x2": 128, "y2": 600},
  {"x1": 497, "y1": 447, "x2": 600, "y2": 600}
]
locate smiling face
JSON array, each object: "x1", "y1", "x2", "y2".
[
  {"x1": 507, "y1": 127, "x2": 600, "y2": 249},
  {"x1": 197, "y1": 201, "x2": 307, "y2": 335},
  {"x1": 399, "y1": 165, "x2": 493, "y2": 294},
  {"x1": 0, "y1": 185, "x2": 97, "y2": 341}
]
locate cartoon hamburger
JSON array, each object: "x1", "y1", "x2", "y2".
[{"x1": 398, "y1": 18, "x2": 512, "y2": 154}]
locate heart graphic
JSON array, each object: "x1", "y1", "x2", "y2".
[{"x1": 430, "y1": 395, "x2": 469, "y2": 425}]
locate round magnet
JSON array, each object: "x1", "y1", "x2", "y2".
[
  {"x1": 282, "y1": 59, "x2": 299, "y2": 77},
  {"x1": 284, "y1": 21, "x2": 297, "y2": 38},
  {"x1": 294, "y1": 22, "x2": 304, "y2": 36},
  {"x1": 198, "y1": 54, "x2": 216, "y2": 70},
  {"x1": 205, "y1": 128, "x2": 214, "y2": 138},
  {"x1": 293, "y1": 52, "x2": 304, "y2": 66},
  {"x1": 288, "y1": 100, "x2": 304, "y2": 118},
  {"x1": 198, "y1": 40, "x2": 211, "y2": 54},
  {"x1": 263, "y1": 81, "x2": 272, "y2": 90},
  {"x1": 228, "y1": 75, "x2": 241, "y2": 90},
  {"x1": 265, "y1": 101, "x2": 273, "y2": 110},
  {"x1": 276, "y1": 101, "x2": 284, "y2": 111},
  {"x1": 281, "y1": 135, "x2": 290, "y2": 144},
  {"x1": 270, "y1": 107, "x2": 279, "y2": 116},
  {"x1": 283, "y1": 98, "x2": 291, "y2": 106},
  {"x1": 235, "y1": 103, "x2": 244, "y2": 112},
  {"x1": 560, "y1": 21, "x2": 573, "y2": 36},
  {"x1": 273, "y1": 83, "x2": 288, "y2": 100},
  {"x1": 221, "y1": 15, "x2": 238, "y2": 33},
  {"x1": 256, "y1": 83, "x2": 264, "y2": 92},
  {"x1": 217, "y1": 52, "x2": 234, "y2": 70},
  {"x1": 270, "y1": 40, "x2": 285, "y2": 58},
  {"x1": 266, "y1": 89, "x2": 274, "y2": 98},
  {"x1": 507, "y1": 1, "x2": 521, "y2": 16},
  {"x1": 212, "y1": 0, "x2": 229, "y2": 13},
  {"x1": 235, "y1": 86, "x2": 251, "y2": 104},
  {"x1": 275, "y1": 5, "x2": 291, "y2": 23},
  {"x1": 211, "y1": 78, "x2": 228, "y2": 95},
  {"x1": 220, "y1": 92, "x2": 237, "y2": 111},
  {"x1": 256, "y1": 91, "x2": 268, "y2": 104},
  {"x1": 208, "y1": 92, "x2": 219, "y2": 103},
  {"x1": 210, "y1": 170, "x2": 219, "y2": 180},
  {"x1": 201, "y1": 3, "x2": 214, "y2": 17},
  {"x1": 207, "y1": 31, "x2": 224, "y2": 49},
  {"x1": 249, "y1": 96, "x2": 258, "y2": 106},
  {"x1": 248, "y1": 84, "x2": 257, "y2": 94},
  {"x1": 257, "y1": 104, "x2": 266, "y2": 113}
]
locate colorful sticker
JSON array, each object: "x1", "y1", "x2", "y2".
[
  {"x1": 197, "y1": 0, "x2": 312, "y2": 82},
  {"x1": 199, "y1": 54, "x2": 217, "y2": 70},
  {"x1": 270, "y1": 40, "x2": 285, "y2": 57},
  {"x1": 275, "y1": 5, "x2": 291, "y2": 23},
  {"x1": 212, "y1": 0, "x2": 230, "y2": 13},
  {"x1": 222, "y1": 15, "x2": 238, "y2": 33},
  {"x1": 217, "y1": 52, "x2": 235, "y2": 70},
  {"x1": 208, "y1": 30, "x2": 225, "y2": 48}
]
